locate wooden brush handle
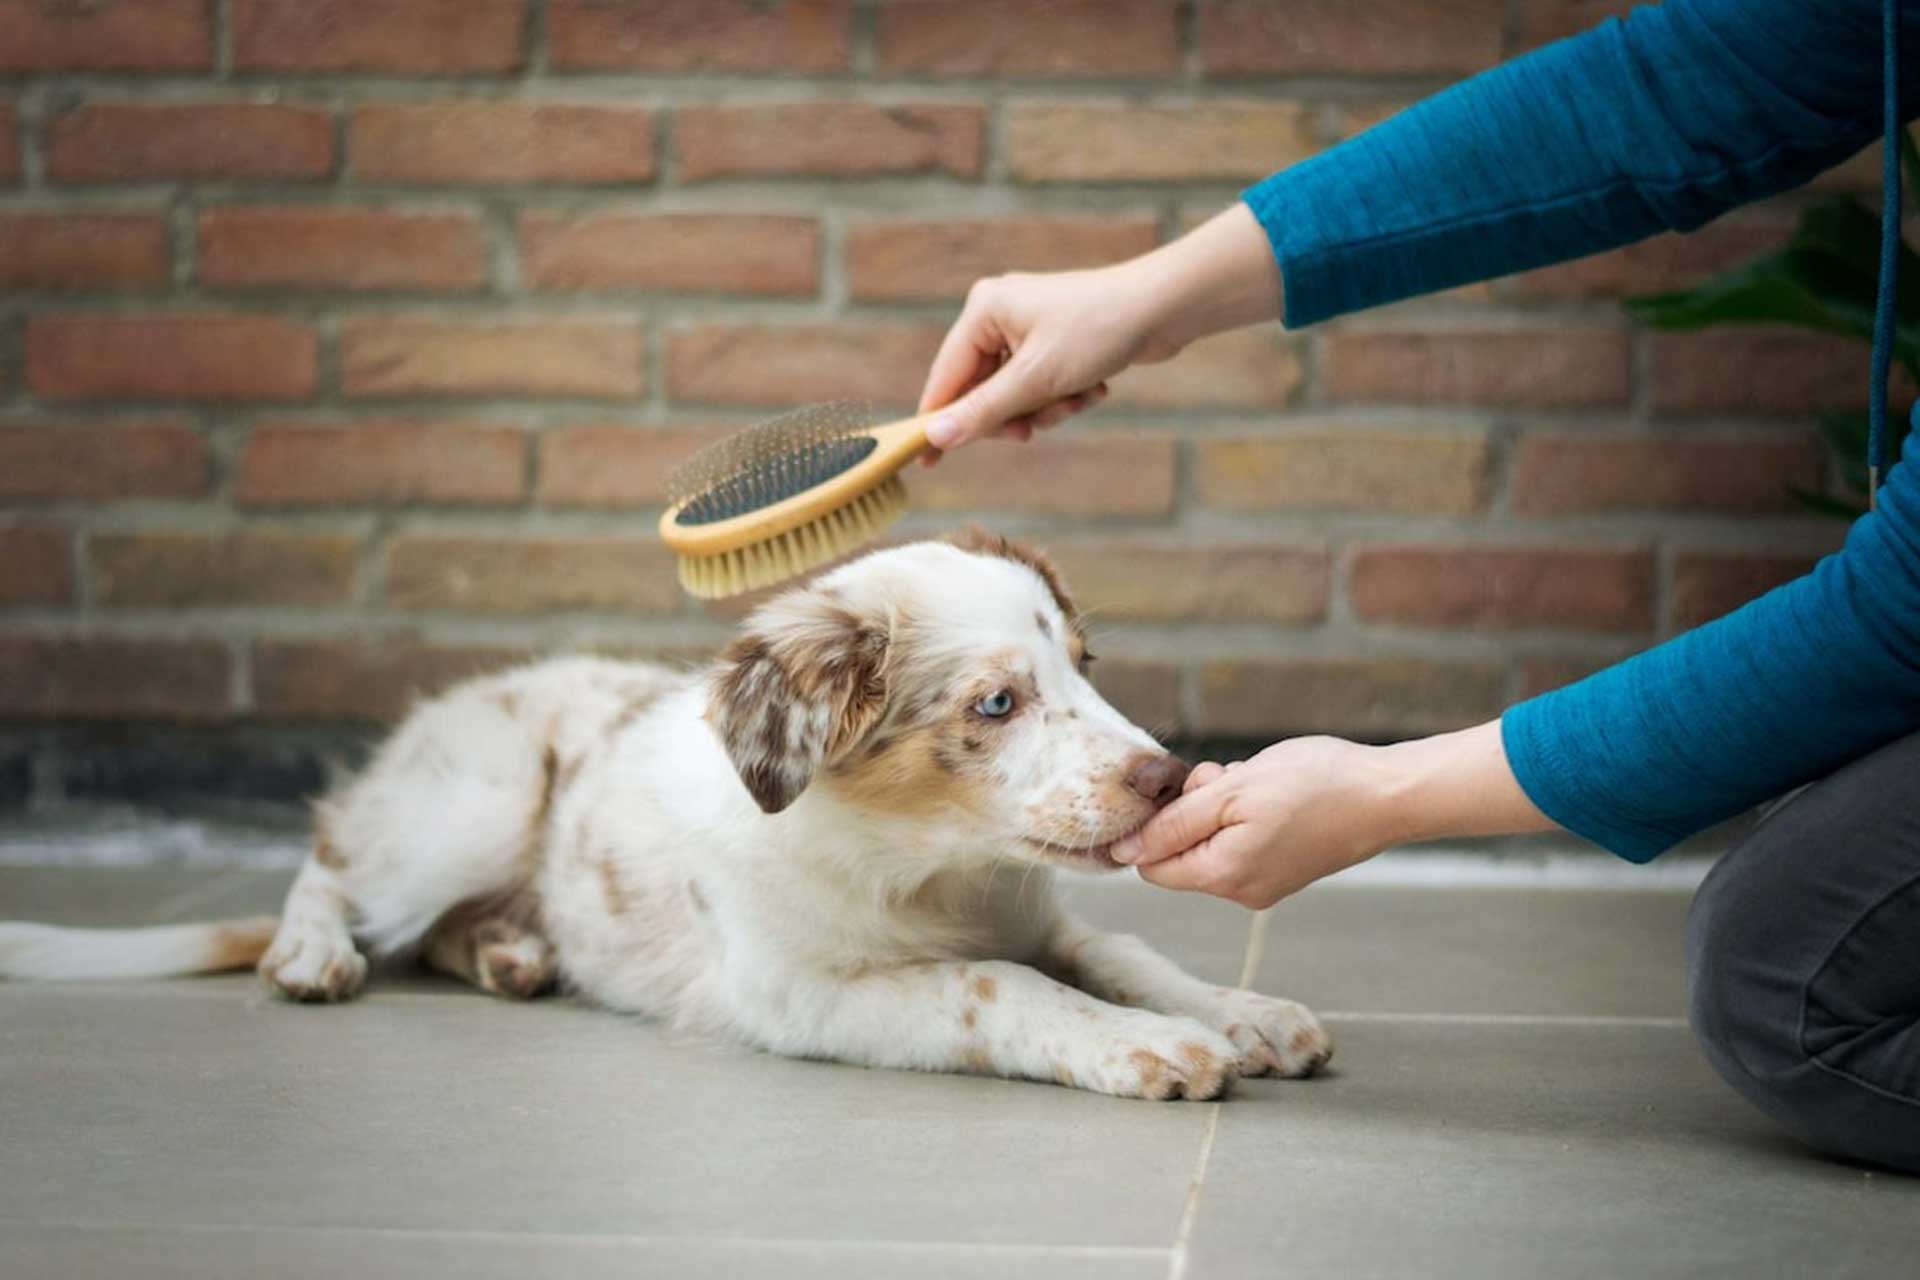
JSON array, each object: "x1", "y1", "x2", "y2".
[{"x1": 658, "y1": 411, "x2": 933, "y2": 555}]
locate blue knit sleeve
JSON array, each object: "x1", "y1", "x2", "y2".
[
  {"x1": 1243, "y1": 0, "x2": 1917, "y2": 326},
  {"x1": 1502, "y1": 425, "x2": 1920, "y2": 862},
  {"x1": 1236, "y1": 0, "x2": 1920, "y2": 860}
]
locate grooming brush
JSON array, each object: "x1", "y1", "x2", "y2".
[{"x1": 658, "y1": 401, "x2": 935, "y2": 599}]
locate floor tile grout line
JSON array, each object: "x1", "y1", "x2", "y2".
[
  {"x1": 1167, "y1": 1105, "x2": 1221, "y2": 1280},
  {"x1": 1320, "y1": 1011, "x2": 1689, "y2": 1028},
  {"x1": 0, "y1": 1220, "x2": 1173, "y2": 1258},
  {"x1": 1167, "y1": 908, "x2": 1267, "y2": 1280}
]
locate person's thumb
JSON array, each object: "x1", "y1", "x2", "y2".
[
  {"x1": 923, "y1": 361, "x2": 1045, "y2": 452},
  {"x1": 1112, "y1": 782, "x2": 1232, "y2": 867}
]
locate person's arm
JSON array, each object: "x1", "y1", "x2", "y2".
[
  {"x1": 1504, "y1": 426, "x2": 1920, "y2": 862},
  {"x1": 1117, "y1": 428, "x2": 1920, "y2": 896},
  {"x1": 1111, "y1": 723, "x2": 1556, "y2": 909},
  {"x1": 922, "y1": 0, "x2": 1916, "y2": 451},
  {"x1": 1252, "y1": 0, "x2": 1917, "y2": 326}
]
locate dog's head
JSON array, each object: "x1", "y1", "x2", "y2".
[{"x1": 705, "y1": 529, "x2": 1187, "y2": 870}]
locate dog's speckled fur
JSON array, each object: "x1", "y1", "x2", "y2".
[{"x1": 0, "y1": 535, "x2": 1329, "y2": 1098}]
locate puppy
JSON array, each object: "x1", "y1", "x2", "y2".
[{"x1": 0, "y1": 531, "x2": 1329, "y2": 1099}]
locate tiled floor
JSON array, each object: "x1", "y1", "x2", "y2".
[{"x1": 1, "y1": 863, "x2": 1914, "y2": 1278}]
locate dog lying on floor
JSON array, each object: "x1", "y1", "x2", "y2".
[{"x1": 0, "y1": 530, "x2": 1329, "y2": 1099}]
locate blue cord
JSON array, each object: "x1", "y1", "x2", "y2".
[{"x1": 1868, "y1": 0, "x2": 1902, "y2": 507}]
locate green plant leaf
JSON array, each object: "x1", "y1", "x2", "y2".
[
  {"x1": 1624, "y1": 196, "x2": 1920, "y2": 369},
  {"x1": 1901, "y1": 125, "x2": 1920, "y2": 198}
]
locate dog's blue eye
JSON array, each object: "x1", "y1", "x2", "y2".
[{"x1": 975, "y1": 690, "x2": 1015, "y2": 718}]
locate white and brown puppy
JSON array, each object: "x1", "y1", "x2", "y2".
[{"x1": 0, "y1": 531, "x2": 1329, "y2": 1100}]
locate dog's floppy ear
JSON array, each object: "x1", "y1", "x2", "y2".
[{"x1": 705, "y1": 588, "x2": 891, "y2": 814}]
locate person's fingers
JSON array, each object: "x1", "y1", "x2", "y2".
[
  {"x1": 1112, "y1": 781, "x2": 1233, "y2": 866},
  {"x1": 1134, "y1": 827, "x2": 1250, "y2": 896},
  {"x1": 927, "y1": 358, "x2": 1058, "y2": 451},
  {"x1": 1183, "y1": 761, "x2": 1229, "y2": 794},
  {"x1": 918, "y1": 296, "x2": 1003, "y2": 418}
]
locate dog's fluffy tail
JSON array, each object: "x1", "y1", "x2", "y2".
[{"x1": 0, "y1": 916, "x2": 278, "y2": 981}]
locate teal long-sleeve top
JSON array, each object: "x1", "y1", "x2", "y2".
[{"x1": 1241, "y1": 0, "x2": 1920, "y2": 861}]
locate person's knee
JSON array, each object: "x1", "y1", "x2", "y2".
[
  {"x1": 1687, "y1": 826, "x2": 1920, "y2": 1174},
  {"x1": 1685, "y1": 837, "x2": 1786, "y2": 1084}
]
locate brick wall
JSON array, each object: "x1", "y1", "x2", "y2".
[{"x1": 0, "y1": 0, "x2": 1894, "y2": 806}]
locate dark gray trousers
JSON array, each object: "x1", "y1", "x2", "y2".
[{"x1": 1687, "y1": 731, "x2": 1920, "y2": 1173}]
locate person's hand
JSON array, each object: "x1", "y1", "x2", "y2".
[
  {"x1": 1110, "y1": 721, "x2": 1558, "y2": 909},
  {"x1": 917, "y1": 204, "x2": 1284, "y2": 459},
  {"x1": 1111, "y1": 738, "x2": 1401, "y2": 909},
  {"x1": 915, "y1": 262, "x2": 1170, "y2": 460}
]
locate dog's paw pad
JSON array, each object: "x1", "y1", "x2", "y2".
[
  {"x1": 258, "y1": 926, "x2": 367, "y2": 1002},
  {"x1": 1216, "y1": 995, "x2": 1332, "y2": 1079}
]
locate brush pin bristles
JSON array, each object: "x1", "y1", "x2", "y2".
[
  {"x1": 675, "y1": 474, "x2": 907, "y2": 598},
  {"x1": 660, "y1": 400, "x2": 933, "y2": 599}
]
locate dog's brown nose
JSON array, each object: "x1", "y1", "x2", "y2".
[{"x1": 1124, "y1": 753, "x2": 1191, "y2": 808}]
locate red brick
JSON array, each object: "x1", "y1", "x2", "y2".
[
  {"x1": 0, "y1": 635, "x2": 230, "y2": 720},
  {"x1": 1350, "y1": 545, "x2": 1654, "y2": 632},
  {"x1": 0, "y1": 421, "x2": 208, "y2": 501},
  {"x1": 549, "y1": 0, "x2": 850, "y2": 72},
  {"x1": 0, "y1": 526, "x2": 72, "y2": 606},
  {"x1": 1196, "y1": 430, "x2": 1492, "y2": 514},
  {"x1": 1092, "y1": 659, "x2": 1183, "y2": 734},
  {"x1": 47, "y1": 103, "x2": 335, "y2": 183},
  {"x1": 1197, "y1": 658, "x2": 1505, "y2": 738},
  {"x1": 1509, "y1": 223, "x2": 1788, "y2": 301},
  {"x1": 1109, "y1": 327, "x2": 1303, "y2": 409},
  {"x1": 0, "y1": 212, "x2": 170, "y2": 291},
  {"x1": 538, "y1": 424, "x2": 728, "y2": 507},
  {"x1": 341, "y1": 317, "x2": 645, "y2": 400},
  {"x1": 1511, "y1": 433, "x2": 1822, "y2": 515},
  {"x1": 1670, "y1": 551, "x2": 1823, "y2": 632},
  {"x1": 1323, "y1": 329, "x2": 1630, "y2": 408},
  {"x1": 876, "y1": 0, "x2": 1177, "y2": 76},
  {"x1": 1514, "y1": 655, "x2": 1617, "y2": 700},
  {"x1": 198, "y1": 206, "x2": 488, "y2": 292},
  {"x1": 912, "y1": 432, "x2": 1177, "y2": 516},
  {"x1": 1007, "y1": 101, "x2": 1314, "y2": 183},
  {"x1": 237, "y1": 420, "x2": 527, "y2": 506},
  {"x1": 1199, "y1": 0, "x2": 1502, "y2": 75},
  {"x1": 1512, "y1": 0, "x2": 1639, "y2": 50},
  {"x1": 846, "y1": 215, "x2": 1159, "y2": 303},
  {"x1": 252, "y1": 637, "x2": 521, "y2": 721},
  {"x1": 676, "y1": 103, "x2": 983, "y2": 181},
  {"x1": 351, "y1": 103, "x2": 655, "y2": 185},
  {"x1": 232, "y1": 0, "x2": 528, "y2": 74},
  {"x1": 0, "y1": 0, "x2": 211, "y2": 72},
  {"x1": 668, "y1": 322, "x2": 944, "y2": 407},
  {"x1": 27, "y1": 313, "x2": 316, "y2": 402},
  {"x1": 520, "y1": 212, "x2": 818, "y2": 296},
  {"x1": 0, "y1": 103, "x2": 18, "y2": 180},
  {"x1": 90, "y1": 532, "x2": 360, "y2": 609},
  {"x1": 1648, "y1": 331, "x2": 1874, "y2": 415},
  {"x1": 385, "y1": 535, "x2": 680, "y2": 614},
  {"x1": 1043, "y1": 541, "x2": 1328, "y2": 623}
]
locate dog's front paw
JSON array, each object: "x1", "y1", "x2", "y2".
[
  {"x1": 258, "y1": 923, "x2": 367, "y2": 1002},
  {"x1": 1211, "y1": 992, "x2": 1332, "y2": 1079},
  {"x1": 1085, "y1": 1015, "x2": 1239, "y2": 1101}
]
